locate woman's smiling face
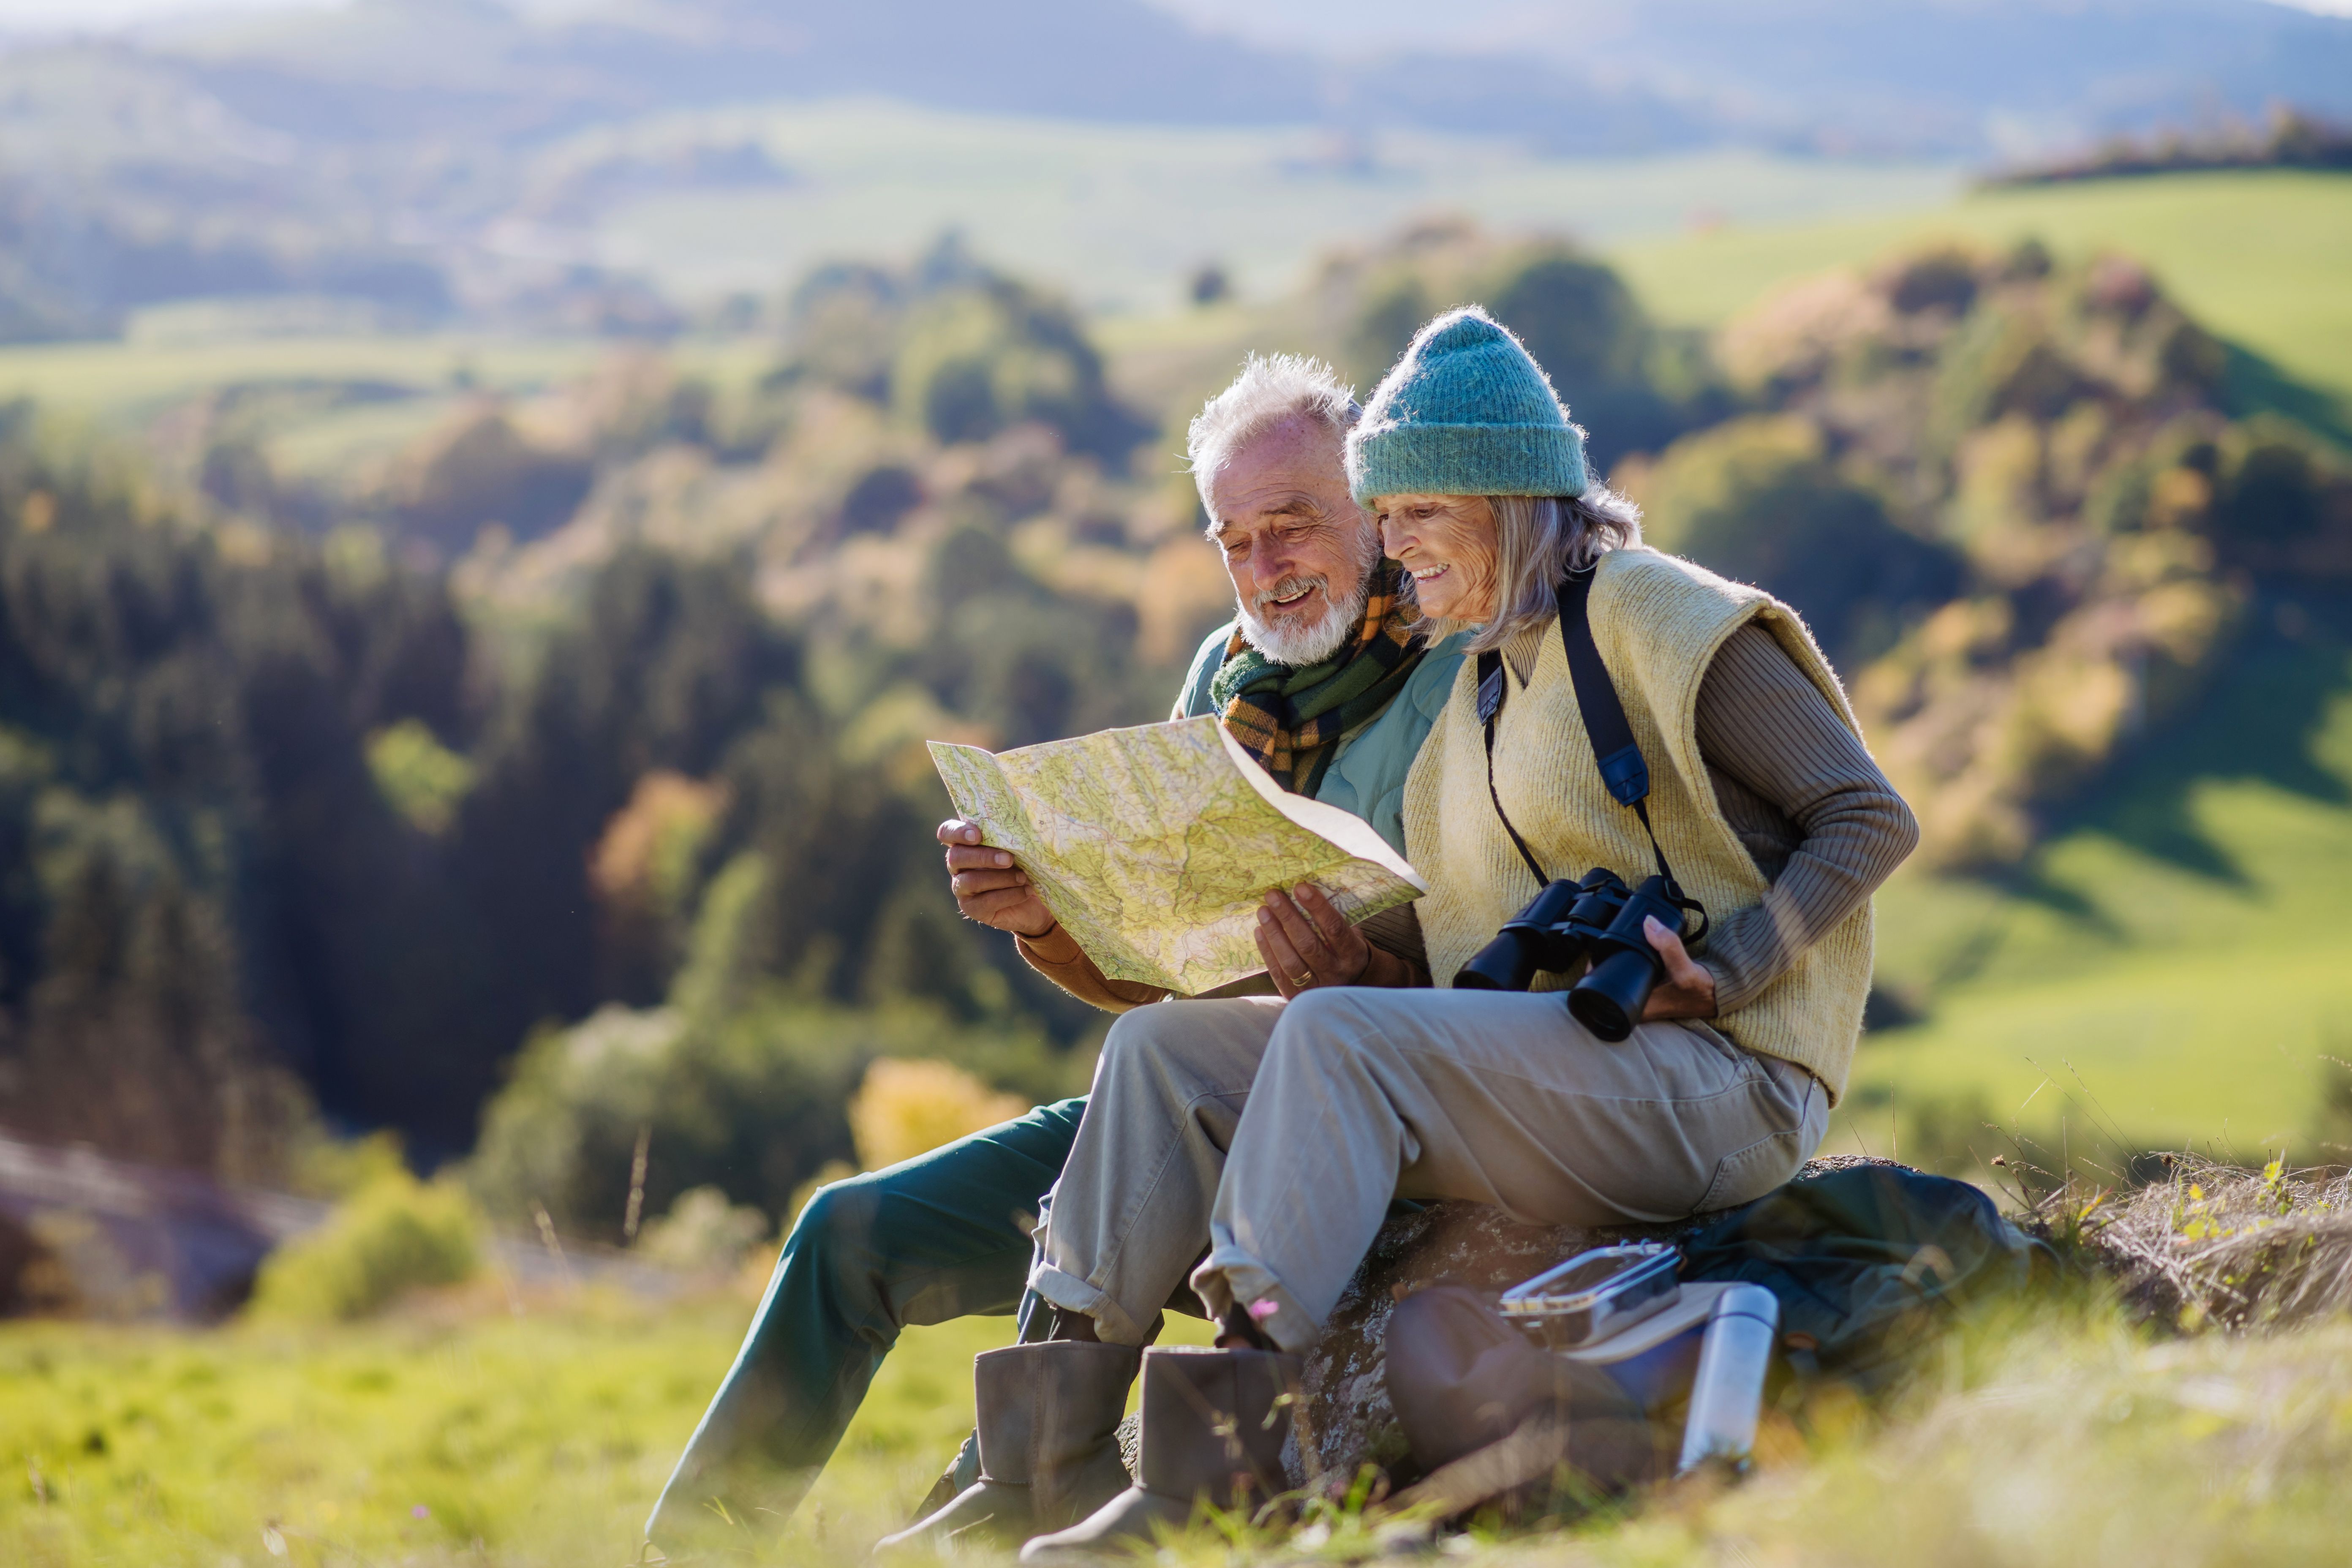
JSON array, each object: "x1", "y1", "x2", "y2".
[{"x1": 1376, "y1": 494, "x2": 1500, "y2": 625}]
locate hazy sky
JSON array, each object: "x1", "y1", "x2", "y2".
[
  {"x1": 0, "y1": 0, "x2": 2346, "y2": 29},
  {"x1": 0, "y1": 0, "x2": 338, "y2": 27}
]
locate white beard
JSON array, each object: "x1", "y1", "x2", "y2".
[{"x1": 1236, "y1": 566, "x2": 1374, "y2": 667}]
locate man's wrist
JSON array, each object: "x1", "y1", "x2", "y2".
[{"x1": 1018, "y1": 919, "x2": 1081, "y2": 964}]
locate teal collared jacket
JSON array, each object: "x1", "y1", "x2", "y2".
[{"x1": 1174, "y1": 620, "x2": 1467, "y2": 857}]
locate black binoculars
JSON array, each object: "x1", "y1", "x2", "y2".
[{"x1": 1453, "y1": 867, "x2": 1691, "y2": 1043}]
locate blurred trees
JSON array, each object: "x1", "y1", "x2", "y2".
[
  {"x1": 1633, "y1": 416, "x2": 1962, "y2": 667},
  {"x1": 0, "y1": 419, "x2": 460, "y2": 1180},
  {"x1": 0, "y1": 245, "x2": 1191, "y2": 1207},
  {"x1": 1635, "y1": 242, "x2": 2352, "y2": 868},
  {"x1": 5, "y1": 230, "x2": 2347, "y2": 1233},
  {"x1": 247, "y1": 1169, "x2": 482, "y2": 1321},
  {"x1": 849, "y1": 1058, "x2": 1028, "y2": 1173},
  {"x1": 387, "y1": 409, "x2": 593, "y2": 551},
  {"x1": 1312, "y1": 222, "x2": 1729, "y2": 473},
  {"x1": 779, "y1": 236, "x2": 1150, "y2": 463}
]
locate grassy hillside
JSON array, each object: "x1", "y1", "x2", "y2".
[
  {"x1": 0, "y1": 334, "x2": 778, "y2": 498},
  {"x1": 0, "y1": 1280, "x2": 1223, "y2": 1567},
  {"x1": 589, "y1": 102, "x2": 1957, "y2": 315},
  {"x1": 0, "y1": 164, "x2": 2336, "y2": 472},
  {"x1": 0, "y1": 1286, "x2": 943, "y2": 1566},
  {"x1": 5, "y1": 1282, "x2": 2349, "y2": 1565},
  {"x1": 1613, "y1": 170, "x2": 2352, "y2": 423},
  {"x1": 1839, "y1": 601, "x2": 2352, "y2": 1169},
  {"x1": 0, "y1": 334, "x2": 784, "y2": 421},
  {"x1": 0, "y1": 335, "x2": 599, "y2": 422}
]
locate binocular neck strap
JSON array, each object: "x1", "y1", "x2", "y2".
[
  {"x1": 1475, "y1": 648, "x2": 1553, "y2": 890},
  {"x1": 1472, "y1": 570, "x2": 1709, "y2": 941}
]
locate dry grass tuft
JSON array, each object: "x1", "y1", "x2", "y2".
[{"x1": 2035, "y1": 1154, "x2": 2352, "y2": 1332}]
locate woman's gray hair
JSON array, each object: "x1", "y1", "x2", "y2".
[
  {"x1": 1186, "y1": 353, "x2": 1358, "y2": 523},
  {"x1": 1424, "y1": 486, "x2": 1645, "y2": 654}
]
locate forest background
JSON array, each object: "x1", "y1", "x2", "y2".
[{"x1": 0, "y1": 0, "x2": 2351, "y2": 1561}]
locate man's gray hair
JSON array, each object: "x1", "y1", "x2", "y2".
[
  {"x1": 1423, "y1": 487, "x2": 1647, "y2": 654},
  {"x1": 1185, "y1": 353, "x2": 1359, "y2": 525}
]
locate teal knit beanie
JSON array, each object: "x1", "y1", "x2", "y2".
[{"x1": 1345, "y1": 306, "x2": 1589, "y2": 506}]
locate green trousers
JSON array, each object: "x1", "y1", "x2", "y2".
[{"x1": 644, "y1": 1097, "x2": 1086, "y2": 1543}]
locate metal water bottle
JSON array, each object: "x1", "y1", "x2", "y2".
[{"x1": 1675, "y1": 1283, "x2": 1780, "y2": 1473}]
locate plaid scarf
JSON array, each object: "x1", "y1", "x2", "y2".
[{"x1": 1210, "y1": 559, "x2": 1426, "y2": 795}]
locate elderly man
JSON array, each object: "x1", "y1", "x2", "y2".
[{"x1": 644, "y1": 353, "x2": 1463, "y2": 1551}]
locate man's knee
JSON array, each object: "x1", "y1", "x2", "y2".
[
  {"x1": 785, "y1": 1172, "x2": 887, "y2": 1280},
  {"x1": 1097, "y1": 1001, "x2": 1218, "y2": 1087},
  {"x1": 1101, "y1": 1002, "x2": 1182, "y2": 1058}
]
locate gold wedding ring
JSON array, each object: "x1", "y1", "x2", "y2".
[{"x1": 1291, "y1": 972, "x2": 1312, "y2": 988}]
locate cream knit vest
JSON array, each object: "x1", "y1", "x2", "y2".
[{"x1": 1399, "y1": 547, "x2": 1875, "y2": 1103}]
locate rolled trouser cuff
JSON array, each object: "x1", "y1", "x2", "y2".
[
  {"x1": 1029, "y1": 1263, "x2": 1157, "y2": 1345},
  {"x1": 1190, "y1": 1245, "x2": 1320, "y2": 1353}
]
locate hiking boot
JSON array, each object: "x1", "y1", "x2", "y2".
[
  {"x1": 1018, "y1": 1345, "x2": 1300, "y2": 1562},
  {"x1": 873, "y1": 1339, "x2": 1139, "y2": 1557}
]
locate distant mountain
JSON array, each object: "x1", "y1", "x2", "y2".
[
  {"x1": 0, "y1": 0, "x2": 1710, "y2": 337},
  {"x1": 60, "y1": 0, "x2": 1701, "y2": 152},
  {"x1": 9, "y1": 0, "x2": 2346, "y2": 158},
  {"x1": 0, "y1": 0, "x2": 2340, "y2": 337},
  {"x1": 1152, "y1": 0, "x2": 2352, "y2": 155}
]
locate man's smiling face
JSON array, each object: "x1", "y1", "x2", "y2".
[{"x1": 1206, "y1": 414, "x2": 1380, "y2": 667}]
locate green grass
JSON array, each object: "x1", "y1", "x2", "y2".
[
  {"x1": 0, "y1": 1285, "x2": 948, "y2": 1567},
  {"x1": 7, "y1": 1281, "x2": 2349, "y2": 1566},
  {"x1": 0, "y1": 332, "x2": 784, "y2": 475},
  {"x1": 1612, "y1": 169, "x2": 2352, "y2": 420},
  {"x1": 0, "y1": 336, "x2": 604, "y2": 424},
  {"x1": 1595, "y1": 1308, "x2": 2352, "y2": 1568},
  {"x1": 0, "y1": 1280, "x2": 1212, "y2": 1568},
  {"x1": 1838, "y1": 617, "x2": 2352, "y2": 1167}
]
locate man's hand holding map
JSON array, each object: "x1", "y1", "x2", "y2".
[{"x1": 928, "y1": 716, "x2": 1425, "y2": 996}]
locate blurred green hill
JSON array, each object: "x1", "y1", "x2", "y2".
[
  {"x1": 1849, "y1": 607, "x2": 2352, "y2": 1176},
  {"x1": 1615, "y1": 169, "x2": 2352, "y2": 433}
]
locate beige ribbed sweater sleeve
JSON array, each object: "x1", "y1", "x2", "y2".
[{"x1": 1694, "y1": 623, "x2": 1918, "y2": 1011}]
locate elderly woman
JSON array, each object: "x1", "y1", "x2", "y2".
[{"x1": 976, "y1": 309, "x2": 1918, "y2": 1562}]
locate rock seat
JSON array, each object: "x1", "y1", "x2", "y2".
[{"x1": 1288, "y1": 1156, "x2": 1897, "y2": 1490}]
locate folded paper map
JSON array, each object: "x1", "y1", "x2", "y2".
[{"x1": 929, "y1": 716, "x2": 1426, "y2": 996}]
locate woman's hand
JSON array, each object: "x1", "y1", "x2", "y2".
[
  {"x1": 1638, "y1": 916, "x2": 1718, "y2": 1021},
  {"x1": 939, "y1": 818, "x2": 1057, "y2": 939},
  {"x1": 1256, "y1": 885, "x2": 1418, "y2": 997}
]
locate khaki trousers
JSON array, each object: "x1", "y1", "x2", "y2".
[{"x1": 1029, "y1": 988, "x2": 1827, "y2": 1351}]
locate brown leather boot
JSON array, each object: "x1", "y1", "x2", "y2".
[
  {"x1": 1018, "y1": 1345, "x2": 1300, "y2": 1563},
  {"x1": 872, "y1": 1339, "x2": 1139, "y2": 1557}
]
